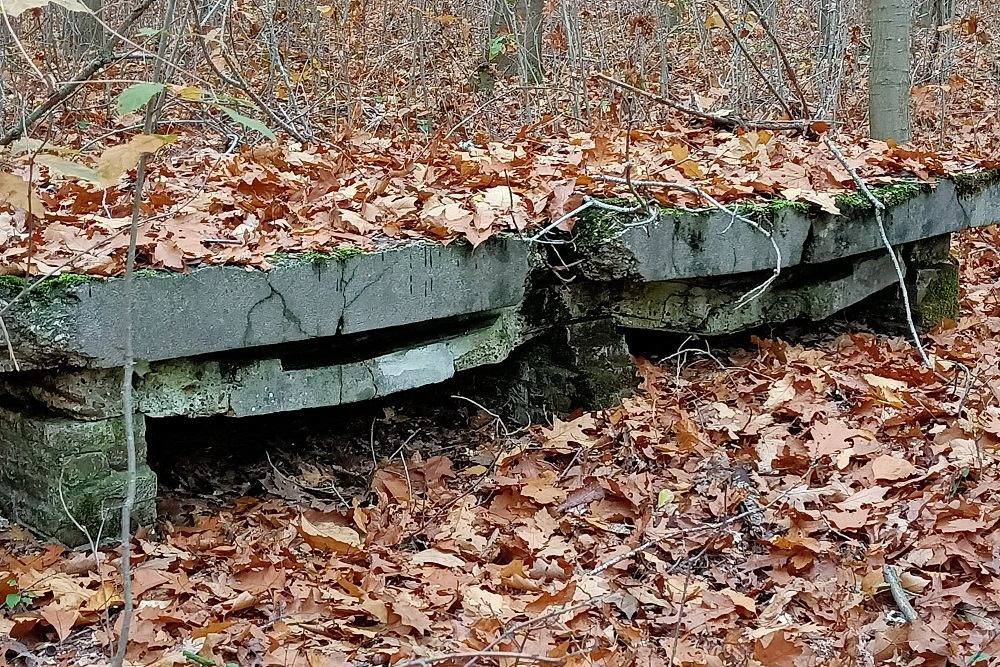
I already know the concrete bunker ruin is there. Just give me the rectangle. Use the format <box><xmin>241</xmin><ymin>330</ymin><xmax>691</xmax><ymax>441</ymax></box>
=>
<box><xmin>0</xmin><ymin>175</ymin><xmax>998</xmax><ymax>544</ymax></box>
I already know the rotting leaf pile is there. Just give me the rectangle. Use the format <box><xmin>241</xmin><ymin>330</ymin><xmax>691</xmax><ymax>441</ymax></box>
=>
<box><xmin>0</xmin><ymin>228</ymin><xmax>998</xmax><ymax>666</ymax></box>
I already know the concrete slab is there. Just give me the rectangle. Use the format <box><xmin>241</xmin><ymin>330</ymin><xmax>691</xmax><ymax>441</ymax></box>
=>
<box><xmin>570</xmin><ymin>177</ymin><xmax>1000</xmax><ymax>284</ymax></box>
<box><xmin>137</xmin><ymin>309</ymin><xmax>524</xmax><ymax>418</ymax></box>
<box><xmin>0</xmin><ymin>238</ymin><xmax>532</xmax><ymax>372</ymax></box>
<box><xmin>613</xmin><ymin>252</ymin><xmax>900</xmax><ymax>335</ymax></box>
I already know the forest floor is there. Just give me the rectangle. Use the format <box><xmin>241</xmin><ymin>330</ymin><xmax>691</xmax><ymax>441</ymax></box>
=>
<box><xmin>0</xmin><ymin>226</ymin><xmax>998</xmax><ymax>667</ymax></box>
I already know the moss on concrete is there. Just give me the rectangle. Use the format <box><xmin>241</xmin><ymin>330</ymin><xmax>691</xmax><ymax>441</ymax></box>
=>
<box><xmin>271</xmin><ymin>246</ymin><xmax>364</xmax><ymax>267</ymax></box>
<box><xmin>0</xmin><ymin>273</ymin><xmax>100</xmax><ymax>300</ymax></box>
<box><xmin>834</xmin><ymin>182</ymin><xmax>927</xmax><ymax>216</ymax></box>
<box><xmin>915</xmin><ymin>261</ymin><xmax>960</xmax><ymax>329</ymax></box>
<box><xmin>952</xmin><ymin>169</ymin><xmax>1000</xmax><ymax>198</ymax></box>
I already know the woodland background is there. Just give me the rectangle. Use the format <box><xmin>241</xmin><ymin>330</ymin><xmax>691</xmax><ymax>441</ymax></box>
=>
<box><xmin>0</xmin><ymin>1</ymin><xmax>999</xmax><ymax>667</ymax></box>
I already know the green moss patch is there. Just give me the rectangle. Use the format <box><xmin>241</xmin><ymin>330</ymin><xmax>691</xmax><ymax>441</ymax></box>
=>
<box><xmin>834</xmin><ymin>182</ymin><xmax>927</xmax><ymax>216</ymax></box>
<box><xmin>952</xmin><ymin>169</ymin><xmax>1000</xmax><ymax>198</ymax></box>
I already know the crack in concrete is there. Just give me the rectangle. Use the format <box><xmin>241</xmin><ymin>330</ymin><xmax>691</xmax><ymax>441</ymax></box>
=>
<box><xmin>242</xmin><ymin>276</ymin><xmax>310</xmax><ymax>346</ymax></box>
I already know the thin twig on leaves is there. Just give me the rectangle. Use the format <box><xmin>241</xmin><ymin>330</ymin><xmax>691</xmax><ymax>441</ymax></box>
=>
<box><xmin>396</xmin><ymin>652</ymin><xmax>563</xmax><ymax>667</ymax></box>
<box><xmin>824</xmin><ymin>136</ymin><xmax>974</xmax><ymax>413</ymax></box>
<box><xmin>590</xmin><ymin>472</ymin><xmax>810</xmax><ymax>576</ymax></box>
<box><xmin>595</xmin><ymin>73</ymin><xmax>812</xmax><ymax>131</ymax></box>
<box><xmin>882</xmin><ymin>564</ymin><xmax>919</xmax><ymax>623</ymax></box>
<box><xmin>823</xmin><ymin>136</ymin><xmax>932</xmax><ymax>367</ymax></box>
<box><xmin>590</xmin><ymin>173</ymin><xmax>782</xmax><ymax>306</ymax></box>
<box><xmin>0</xmin><ymin>0</ymin><xmax>158</xmax><ymax>146</ymax></box>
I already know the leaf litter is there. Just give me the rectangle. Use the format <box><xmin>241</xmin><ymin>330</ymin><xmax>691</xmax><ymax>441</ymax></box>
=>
<box><xmin>0</xmin><ymin>227</ymin><xmax>997</xmax><ymax>666</ymax></box>
<box><xmin>0</xmin><ymin>125</ymin><xmax>992</xmax><ymax>277</ymax></box>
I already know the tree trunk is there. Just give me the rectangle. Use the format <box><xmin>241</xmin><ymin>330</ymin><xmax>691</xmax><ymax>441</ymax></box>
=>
<box><xmin>916</xmin><ymin>0</ymin><xmax>955</xmax><ymax>28</ymax></box>
<box><xmin>489</xmin><ymin>0</ymin><xmax>545</xmax><ymax>84</ymax></box>
<box><xmin>869</xmin><ymin>0</ymin><xmax>912</xmax><ymax>142</ymax></box>
<box><xmin>72</xmin><ymin>0</ymin><xmax>107</xmax><ymax>56</ymax></box>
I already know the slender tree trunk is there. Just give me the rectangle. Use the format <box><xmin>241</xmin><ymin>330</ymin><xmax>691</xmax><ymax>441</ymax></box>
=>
<box><xmin>489</xmin><ymin>0</ymin><xmax>545</xmax><ymax>83</ymax></box>
<box><xmin>915</xmin><ymin>0</ymin><xmax>954</xmax><ymax>28</ymax></box>
<box><xmin>72</xmin><ymin>0</ymin><xmax>106</xmax><ymax>56</ymax></box>
<box><xmin>869</xmin><ymin>0</ymin><xmax>912</xmax><ymax>142</ymax></box>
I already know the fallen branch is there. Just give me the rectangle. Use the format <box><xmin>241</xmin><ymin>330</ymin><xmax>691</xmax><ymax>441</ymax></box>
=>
<box><xmin>823</xmin><ymin>136</ymin><xmax>931</xmax><ymax>368</ymax></box>
<box><xmin>743</xmin><ymin>0</ymin><xmax>813</xmax><ymax>119</ymax></box>
<box><xmin>824</xmin><ymin>136</ymin><xmax>974</xmax><ymax>413</ymax></box>
<box><xmin>882</xmin><ymin>565</ymin><xmax>919</xmax><ymax>623</ymax></box>
<box><xmin>0</xmin><ymin>0</ymin><xmax>158</xmax><ymax>146</ymax></box>
<box><xmin>595</xmin><ymin>73</ymin><xmax>813</xmax><ymax>132</ymax></box>
<box><xmin>709</xmin><ymin>1</ymin><xmax>796</xmax><ymax>120</ymax></box>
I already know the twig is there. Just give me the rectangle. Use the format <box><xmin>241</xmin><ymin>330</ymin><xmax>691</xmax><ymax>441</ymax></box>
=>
<box><xmin>188</xmin><ymin>0</ymin><xmax>307</xmax><ymax>142</ymax></box>
<box><xmin>709</xmin><ymin>2</ymin><xmax>795</xmax><ymax>120</ymax></box>
<box><xmin>590</xmin><ymin>174</ymin><xmax>782</xmax><ymax>306</ymax></box>
<box><xmin>452</xmin><ymin>394</ymin><xmax>511</xmax><ymax>438</ymax></box>
<box><xmin>0</xmin><ymin>0</ymin><xmax>158</xmax><ymax>146</ymax></box>
<box><xmin>823</xmin><ymin>136</ymin><xmax>932</xmax><ymax>368</ymax></box>
<box><xmin>0</xmin><ymin>315</ymin><xmax>18</xmax><ymax>371</ymax></box>
<box><xmin>395</xmin><ymin>652</ymin><xmax>562</xmax><ymax>667</ymax></box>
<box><xmin>595</xmin><ymin>73</ymin><xmax>812</xmax><ymax>131</ymax></box>
<box><xmin>461</xmin><ymin>597</ymin><xmax>613</xmax><ymax>667</ymax></box>
<box><xmin>743</xmin><ymin>0</ymin><xmax>812</xmax><ymax>118</ymax></box>
<box><xmin>264</xmin><ymin>452</ymin><xmax>348</xmax><ymax>506</ymax></box>
<box><xmin>112</xmin><ymin>0</ymin><xmax>176</xmax><ymax>663</ymax></box>
<box><xmin>590</xmin><ymin>473</ymin><xmax>809</xmax><ymax>575</ymax></box>
<box><xmin>882</xmin><ymin>564</ymin><xmax>918</xmax><ymax>623</ymax></box>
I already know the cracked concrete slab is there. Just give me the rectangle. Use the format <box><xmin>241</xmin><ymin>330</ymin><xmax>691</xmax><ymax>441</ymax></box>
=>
<box><xmin>137</xmin><ymin>309</ymin><xmax>524</xmax><ymax>418</ymax></box>
<box><xmin>0</xmin><ymin>238</ymin><xmax>532</xmax><ymax>371</ymax></box>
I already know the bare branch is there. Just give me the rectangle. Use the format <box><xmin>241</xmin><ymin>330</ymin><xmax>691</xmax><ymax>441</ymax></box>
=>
<box><xmin>595</xmin><ymin>73</ymin><xmax>813</xmax><ymax>131</ymax></box>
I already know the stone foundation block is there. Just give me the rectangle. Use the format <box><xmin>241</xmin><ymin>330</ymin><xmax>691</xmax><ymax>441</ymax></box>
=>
<box><xmin>851</xmin><ymin>235</ymin><xmax>959</xmax><ymax>332</ymax></box>
<box><xmin>470</xmin><ymin>318</ymin><xmax>637</xmax><ymax>423</ymax></box>
<box><xmin>0</xmin><ymin>403</ymin><xmax>155</xmax><ymax>545</ymax></box>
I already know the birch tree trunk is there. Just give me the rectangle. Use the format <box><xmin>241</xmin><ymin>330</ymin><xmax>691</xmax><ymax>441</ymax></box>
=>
<box><xmin>869</xmin><ymin>0</ymin><xmax>912</xmax><ymax>142</ymax></box>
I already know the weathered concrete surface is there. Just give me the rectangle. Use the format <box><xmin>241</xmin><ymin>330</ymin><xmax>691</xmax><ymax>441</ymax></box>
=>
<box><xmin>613</xmin><ymin>252</ymin><xmax>901</xmax><ymax>335</ymax></box>
<box><xmin>0</xmin><ymin>238</ymin><xmax>532</xmax><ymax>372</ymax></box>
<box><xmin>572</xmin><ymin>206</ymin><xmax>811</xmax><ymax>281</ymax></box>
<box><xmin>571</xmin><ymin>177</ymin><xmax>1000</xmax><ymax>283</ymax></box>
<box><xmin>0</xmin><ymin>404</ymin><xmax>155</xmax><ymax>544</ymax></box>
<box><xmin>851</xmin><ymin>235</ymin><xmax>960</xmax><ymax>332</ymax></box>
<box><xmin>462</xmin><ymin>317</ymin><xmax>637</xmax><ymax>424</ymax></box>
<box><xmin>136</xmin><ymin>309</ymin><xmax>524</xmax><ymax>418</ymax></box>
<box><xmin>0</xmin><ymin>174</ymin><xmax>993</xmax><ymax>546</ymax></box>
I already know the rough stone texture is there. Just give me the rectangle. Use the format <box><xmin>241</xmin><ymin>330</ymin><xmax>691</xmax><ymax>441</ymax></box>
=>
<box><xmin>136</xmin><ymin>309</ymin><xmax>524</xmax><ymax>418</ymax></box>
<box><xmin>573</xmin><ymin>206</ymin><xmax>810</xmax><ymax>282</ymax></box>
<box><xmin>911</xmin><ymin>261</ymin><xmax>960</xmax><ymax>329</ymax></box>
<box><xmin>854</xmin><ymin>235</ymin><xmax>960</xmax><ymax>332</ymax></box>
<box><xmin>613</xmin><ymin>252</ymin><xmax>900</xmax><ymax>335</ymax></box>
<box><xmin>570</xmin><ymin>178</ymin><xmax>1000</xmax><ymax>284</ymax></box>
<box><xmin>470</xmin><ymin>318</ymin><xmax>636</xmax><ymax>424</ymax></box>
<box><xmin>0</xmin><ymin>367</ymin><xmax>121</xmax><ymax>420</ymax></box>
<box><xmin>0</xmin><ymin>176</ymin><xmax>996</xmax><ymax>545</ymax></box>
<box><xmin>0</xmin><ymin>238</ymin><xmax>532</xmax><ymax>372</ymax></box>
<box><xmin>0</xmin><ymin>404</ymin><xmax>155</xmax><ymax>545</ymax></box>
